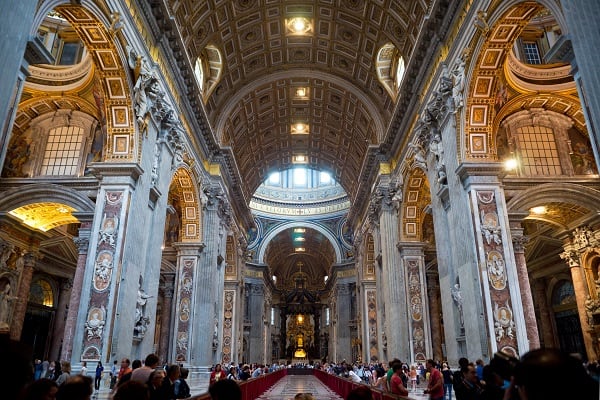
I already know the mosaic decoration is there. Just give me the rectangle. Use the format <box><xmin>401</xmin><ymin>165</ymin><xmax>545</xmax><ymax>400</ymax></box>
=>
<box><xmin>222</xmin><ymin>290</ymin><xmax>235</xmax><ymax>364</ymax></box>
<box><xmin>175</xmin><ymin>258</ymin><xmax>196</xmax><ymax>362</ymax></box>
<box><xmin>82</xmin><ymin>191</ymin><xmax>124</xmax><ymax>361</ymax></box>
<box><xmin>366</xmin><ymin>290</ymin><xmax>378</xmax><ymax>360</ymax></box>
<box><xmin>476</xmin><ymin>190</ymin><xmax>518</xmax><ymax>355</ymax></box>
<box><xmin>406</xmin><ymin>259</ymin><xmax>426</xmax><ymax>361</ymax></box>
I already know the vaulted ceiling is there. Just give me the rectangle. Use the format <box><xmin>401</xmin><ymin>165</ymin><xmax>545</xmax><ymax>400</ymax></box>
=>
<box><xmin>151</xmin><ymin>0</ymin><xmax>448</xmax><ymax>204</ymax></box>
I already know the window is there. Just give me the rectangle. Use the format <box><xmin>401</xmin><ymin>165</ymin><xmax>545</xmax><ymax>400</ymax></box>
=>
<box><xmin>271</xmin><ymin>307</ymin><xmax>275</xmax><ymax>325</ymax></box>
<box><xmin>325</xmin><ymin>307</ymin><xmax>330</xmax><ymax>326</ymax></box>
<box><xmin>293</xmin><ymin>168</ymin><xmax>307</xmax><ymax>187</ymax></box>
<box><xmin>395</xmin><ymin>56</ymin><xmax>405</xmax><ymax>88</ymax></box>
<box><xmin>194</xmin><ymin>58</ymin><xmax>204</xmax><ymax>91</ymax></box>
<box><xmin>41</xmin><ymin>126</ymin><xmax>84</xmax><ymax>176</ymax></box>
<box><xmin>29</xmin><ymin>279</ymin><xmax>54</xmax><ymax>307</ymax></box>
<box><xmin>319</xmin><ymin>171</ymin><xmax>331</xmax><ymax>185</ymax></box>
<box><xmin>523</xmin><ymin>42</ymin><xmax>541</xmax><ymax>64</ymax></box>
<box><xmin>517</xmin><ymin>125</ymin><xmax>562</xmax><ymax>176</ymax></box>
<box><xmin>268</xmin><ymin>172</ymin><xmax>280</xmax><ymax>185</ymax></box>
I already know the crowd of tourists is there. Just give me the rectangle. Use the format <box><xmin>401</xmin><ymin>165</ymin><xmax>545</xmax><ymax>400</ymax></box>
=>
<box><xmin>6</xmin><ymin>336</ymin><xmax>600</xmax><ymax>400</ymax></box>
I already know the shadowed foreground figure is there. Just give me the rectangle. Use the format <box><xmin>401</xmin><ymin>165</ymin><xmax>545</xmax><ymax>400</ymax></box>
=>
<box><xmin>511</xmin><ymin>348</ymin><xmax>598</xmax><ymax>400</ymax></box>
<box><xmin>208</xmin><ymin>378</ymin><xmax>242</xmax><ymax>400</ymax></box>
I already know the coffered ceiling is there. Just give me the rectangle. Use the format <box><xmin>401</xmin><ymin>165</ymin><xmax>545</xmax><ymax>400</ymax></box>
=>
<box><xmin>154</xmin><ymin>0</ymin><xmax>442</xmax><ymax>204</ymax></box>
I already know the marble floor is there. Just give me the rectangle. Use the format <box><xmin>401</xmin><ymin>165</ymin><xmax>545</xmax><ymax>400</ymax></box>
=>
<box><xmin>92</xmin><ymin>374</ymin><xmax>432</xmax><ymax>400</ymax></box>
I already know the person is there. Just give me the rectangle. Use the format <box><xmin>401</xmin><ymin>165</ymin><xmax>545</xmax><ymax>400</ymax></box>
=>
<box><xmin>208</xmin><ymin>379</ymin><xmax>241</xmax><ymax>400</ymax></box>
<box><xmin>294</xmin><ymin>394</ymin><xmax>315</xmax><ymax>400</ymax></box>
<box><xmin>509</xmin><ymin>348</ymin><xmax>598</xmax><ymax>400</ymax></box>
<box><xmin>115</xmin><ymin>358</ymin><xmax>132</xmax><ymax>389</ymax></box>
<box><xmin>238</xmin><ymin>364</ymin><xmax>251</xmax><ymax>381</ymax></box>
<box><xmin>348</xmin><ymin>368</ymin><xmax>363</xmax><ymax>384</ymax></box>
<box><xmin>209</xmin><ymin>363</ymin><xmax>226</xmax><ymax>385</ymax></box>
<box><xmin>409</xmin><ymin>365</ymin><xmax>418</xmax><ymax>391</ymax></box>
<box><xmin>56</xmin><ymin>375</ymin><xmax>93</xmax><ymax>400</ymax></box>
<box><xmin>157</xmin><ymin>364</ymin><xmax>180</xmax><ymax>400</ymax></box>
<box><xmin>474</xmin><ymin>359</ymin><xmax>484</xmax><ymax>381</ymax></box>
<box><xmin>441</xmin><ymin>362</ymin><xmax>453</xmax><ymax>400</ymax></box>
<box><xmin>34</xmin><ymin>359</ymin><xmax>43</xmax><ymax>380</ymax></box>
<box><xmin>347</xmin><ymin>386</ymin><xmax>373</xmax><ymax>400</ymax></box>
<box><xmin>480</xmin><ymin>365</ymin><xmax>504</xmax><ymax>400</ymax></box>
<box><xmin>112</xmin><ymin>380</ymin><xmax>149</xmax><ymax>400</ymax></box>
<box><xmin>389</xmin><ymin>362</ymin><xmax>408</xmax><ymax>396</ymax></box>
<box><xmin>110</xmin><ymin>360</ymin><xmax>118</xmax><ymax>389</ymax></box>
<box><xmin>453</xmin><ymin>364</ymin><xmax>483</xmax><ymax>400</ymax></box>
<box><xmin>41</xmin><ymin>360</ymin><xmax>49</xmax><ymax>379</ymax></box>
<box><xmin>80</xmin><ymin>361</ymin><xmax>88</xmax><ymax>376</ymax></box>
<box><xmin>55</xmin><ymin>361</ymin><xmax>71</xmax><ymax>387</ymax></box>
<box><xmin>47</xmin><ymin>361</ymin><xmax>57</xmax><ymax>381</ymax></box>
<box><xmin>131</xmin><ymin>353</ymin><xmax>160</xmax><ymax>384</ymax></box>
<box><xmin>94</xmin><ymin>361</ymin><xmax>103</xmax><ymax>391</ymax></box>
<box><xmin>174</xmin><ymin>367</ymin><xmax>190</xmax><ymax>399</ymax></box>
<box><xmin>371</xmin><ymin>367</ymin><xmax>387</xmax><ymax>391</ymax></box>
<box><xmin>452</xmin><ymin>357</ymin><xmax>469</xmax><ymax>397</ymax></box>
<box><xmin>226</xmin><ymin>366</ymin><xmax>237</xmax><ymax>380</ymax></box>
<box><xmin>146</xmin><ymin>369</ymin><xmax>166</xmax><ymax>400</ymax></box>
<box><xmin>20</xmin><ymin>378</ymin><xmax>58</xmax><ymax>400</ymax></box>
<box><xmin>424</xmin><ymin>359</ymin><xmax>444</xmax><ymax>400</ymax></box>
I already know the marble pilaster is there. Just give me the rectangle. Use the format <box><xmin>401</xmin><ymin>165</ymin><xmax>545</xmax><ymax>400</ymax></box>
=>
<box><xmin>158</xmin><ymin>274</ymin><xmax>175</xmax><ymax>363</ymax></box>
<box><xmin>532</xmin><ymin>280</ymin><xmax>555</xmax><ymax>348</ymax></box>
<box><xmin>9</xmin><ymin>251</ymin><xmax>36</xmax><ymax>340</ymax></box>
<box><xmin>62</xmin><ymin>223</ymin><xmax>91</xmax><ymax>361</ymax></box>
<box><xmin>50</xmin><ymin>278</ymin><xmax>73</xmax><ymax>361</ymax></box>
<box><xmin>426</xmin><ymin>272</ymin><xmax>443</xmax><ymax>361</ymax></box>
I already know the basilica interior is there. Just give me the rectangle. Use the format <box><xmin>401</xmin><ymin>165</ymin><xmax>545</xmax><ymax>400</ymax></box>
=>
<box><xmin>1</xmin><ymin>0</ymin><xmax>600</xmax><ymax>384</ymax></box>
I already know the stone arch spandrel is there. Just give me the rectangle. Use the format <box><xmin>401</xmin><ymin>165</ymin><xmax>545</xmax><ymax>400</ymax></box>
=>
<box><xmin>464</xmin><ymin>2</ymin><xmax>546</xmax><ymax>161</ymax></box>
<box><xmin>168</xmin><ymin>168</ymin><xmax>202</xmax><ymax>242</ymax></box>
<box><xmin>50</xmin><ymin>4</ymin><xmax>138</xmax><ymax>163</ymax></box>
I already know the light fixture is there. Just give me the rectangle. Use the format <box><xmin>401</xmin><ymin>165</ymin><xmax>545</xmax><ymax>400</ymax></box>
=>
<box><xmin>291</xmin><ymin>122</ymin><xmax>309</xmax><ymax>135</ymax></box>
<box><xmin>292</xmin><ymin>155</ymin><xmax>307</xmax><ymax>164</ymax></box>
<box><xmin>295</xmin><ymin>247</ymin><xmax>305</xmax><ymax>252</ymax></box>
<box><xmin>293</xmin><ymin>87</ymin><xmax>309</xmax><ymax>99</ymax></box>
<box><xmin>530</xmin><ymin>206</ymin><xmax>547</xmax><ymax>215</ymax></box>
<box><xmin>287</xmin><ymin>18</ymin><xmax>312</xmax><ymax>34</ymax></box>
<box><xmin>504</xmin><ymin>158</ymin><xmax>518</xmax><ymax>171</ymax></box>
<box><xmin>294</xmin><ymin>228</ymin><xmax>306</xmax><ymax>233</ymax></box>
<box><xmin>297</xmin><ymin>314</ymin><xmax>304</xmax><ymax>323</ymax></box>
<box><xmin>294</xmin><ymin>237</ymin><xmax>306</xmax><ymax>242</ymax></box>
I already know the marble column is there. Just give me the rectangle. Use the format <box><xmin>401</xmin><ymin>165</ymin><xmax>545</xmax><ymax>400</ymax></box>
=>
<box><xmin>426</xmin><ymin>272</ymin><xmax>443</xmax><ymax>361</ymax></box>
<box><xmin>62</xmin><ymin>223</ymin><xmax>91</xmax><ymax>361</ymax></box>
<box><xmin>158</xmin><ymin>274</ymin><xmax>175</xmax><ymax>363</ymax></box>
<box><xmin>532</xmin><ymin>280</ymin><xmax>555</xmax><ymax>348</ymax></box>
<box><xmin>49</xmin><ymin>278</ymin><xmax>73</xmax><ymax>361</ymax></box>
<box><xmin>560</xmin><ymin>247</ymin><xmax>596</xmax><ymax>361</ymax></box>
<box><xmin>371</xmin><ymin>177</ymin><xmax>408</xmax><ymax>360</ymax></box>
<box><xmin>510</xmin><ymin>222</ymin><xmax>540</xmax><ymax>349</ymax></box>
<box><xmin>10</xmin><ymin>251</ymin><xmax>36</xmax><ymax>340</ymax></box>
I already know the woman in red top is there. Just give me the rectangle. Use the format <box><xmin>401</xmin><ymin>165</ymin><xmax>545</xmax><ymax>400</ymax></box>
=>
<box><xmin>390</xmin><ymin>363</ymin><xmax>409</xmax><ymax>396</ymax></box>
<box><xmin>209</xmin><ymin>363</ymin><xmax>227</xmax><ymax>385</ymax></box>
<box><xmin>424</xmin><ymin>359</ymin><xmax>445</xmax><ymax>400</ymax></box>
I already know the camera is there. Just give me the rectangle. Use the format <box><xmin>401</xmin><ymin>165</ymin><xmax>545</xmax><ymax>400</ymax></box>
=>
<box><xmin>489</xmin><ymin>351</ymin><xmax>520</xmax><ymax>381</ymax></box>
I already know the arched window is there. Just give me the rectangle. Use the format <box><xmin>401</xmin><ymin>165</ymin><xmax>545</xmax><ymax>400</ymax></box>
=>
<box><xmin>29</xmin><ymin>278</ymin><xmax>54</xmax><ymax>307</ymax></box>
<box><xmin>194</xmin><ymin>58</ymin><xmax>204</xmax><ymax>92</ymax></box>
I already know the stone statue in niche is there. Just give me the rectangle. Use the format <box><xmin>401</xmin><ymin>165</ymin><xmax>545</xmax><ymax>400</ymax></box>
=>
<box><xmin>134</xmin><ymin>276</ymin><xmax>152</xmax><ymax>339</ymax></box>
<box><xmin>0</xmin><ymin>242</ymin><xmax>15</xmax><ymax>269</ymax></box>
<box><xmin>451</xmin><ymin>283</ymin><xmax>464</xmax><ymax>329</ymax></box>
<box><xmin>0</xmin><ymin>280</ymin><xmax>16</xmax><ymax>330</ymax></box>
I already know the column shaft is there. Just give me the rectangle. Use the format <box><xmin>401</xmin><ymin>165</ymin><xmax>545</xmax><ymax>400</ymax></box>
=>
<box><xmin>9</xmin><ymin>252</ymin><xmax>35</xmax><ymax>340</ymax></box>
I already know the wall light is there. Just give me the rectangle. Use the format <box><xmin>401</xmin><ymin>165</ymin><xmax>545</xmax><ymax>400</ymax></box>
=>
<box><xmin>504</xmin><ymin>158</ymin><xmax>518</xmax><ymax>171</ymax></box>
<box><xmin>530</xmin><ymin>206</ymin><xmax>547</xmax><ymax>215</ymax></box>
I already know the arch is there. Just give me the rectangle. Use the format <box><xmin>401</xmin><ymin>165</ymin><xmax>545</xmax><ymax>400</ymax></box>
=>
<box><xmin>0</xmin><ymin>183</ymin><xmax>96</xmax><ymax>214</ymax></box>
<box><xmin>464</xmin><ymin>2</ymin><xmax>567</xmax><ymax>160</ymax></box>
<box><xmin>214</xmin><ymin>69</ymin><xmax>387</xmax><ymax>144</ymax></box>
<box><xmin>506</xmin><ymin>182</ymin><xmax>600</xmax><ymax>213</ymax></box>
<box><xmin>257</xmin><ymin>221</ymin><xmax>342</xmax><ymax>264</ymax></box>
<box><xmin>32</xmin><ymin>2</ymin><xmax>138</xmax><ymax>162</ymax></box>
<box><xmin>168</xmin><ymin>167</ymin><xmax>202</xmax><ymax>242</ymax></box>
